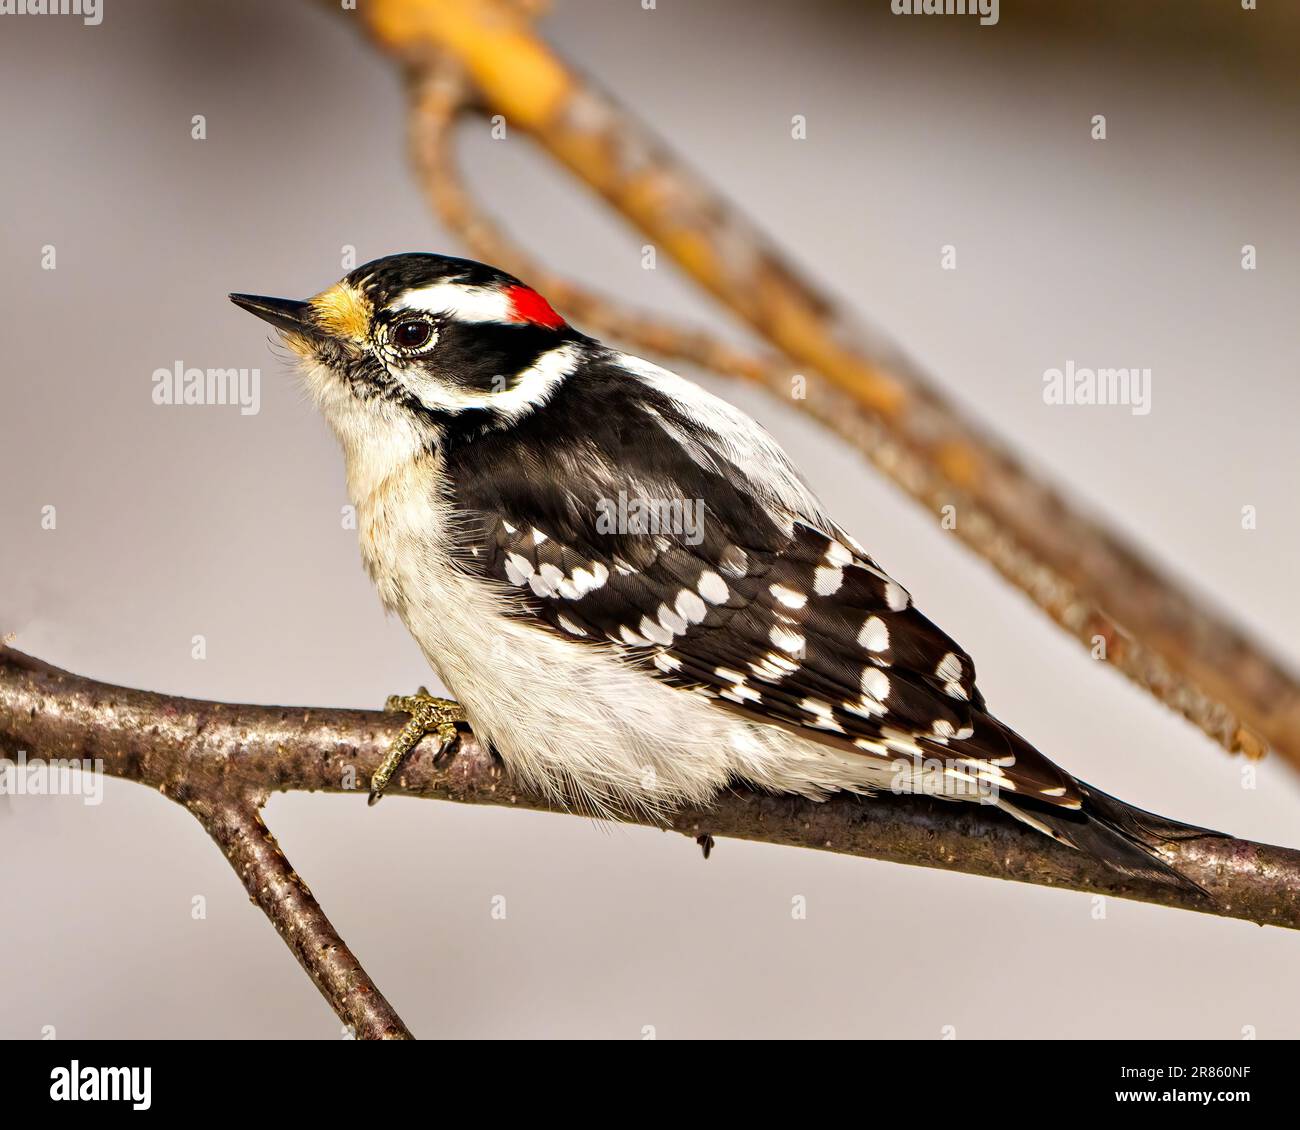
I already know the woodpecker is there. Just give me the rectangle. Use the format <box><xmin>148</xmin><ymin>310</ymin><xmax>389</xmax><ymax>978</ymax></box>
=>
<box><xmin>231</xmin><ymin>253</ymin><xmax>1218</xmax><ymax>890</ymax></box>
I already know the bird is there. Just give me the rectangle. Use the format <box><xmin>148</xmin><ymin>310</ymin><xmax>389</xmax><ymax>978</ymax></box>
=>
<box><xmin>231</xmin><ymin>252</ymin><xmax>1218</xmax><ymax>891</ymax></box>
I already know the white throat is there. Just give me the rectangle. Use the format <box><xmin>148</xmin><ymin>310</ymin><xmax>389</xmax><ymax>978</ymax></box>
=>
<box><xmin>298</xmin><ymin>359</ymin><xmax>440</xmax><ymax>506</ymax></box>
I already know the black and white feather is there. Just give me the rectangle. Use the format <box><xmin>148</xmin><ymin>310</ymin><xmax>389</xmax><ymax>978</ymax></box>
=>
<box><xmin>244</xmin><ymin>252</ymin><xmax>1219</xmax><ymax>892</ymax></box>
<box><xmin>442</xmin><ymin>344</ymin><xmax>1087</xmax><ymax>812</ymax></box>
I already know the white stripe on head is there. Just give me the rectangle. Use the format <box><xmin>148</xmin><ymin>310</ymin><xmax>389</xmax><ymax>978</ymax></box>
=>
<box><xmin>393</xmin><ymin>282</ymin><xmax>513</xmax><ymax>323</ymax></box>
<box><xmin>397</xmin><ymin>342</ymin><xmax>580</xmax><ymax>420</ymax></box>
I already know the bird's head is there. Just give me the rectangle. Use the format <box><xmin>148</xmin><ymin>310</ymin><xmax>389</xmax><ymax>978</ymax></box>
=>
<box><xmin>231</xmin><ymin>253</ymin><xmax>578</xmax><ymax>440</ymax></box>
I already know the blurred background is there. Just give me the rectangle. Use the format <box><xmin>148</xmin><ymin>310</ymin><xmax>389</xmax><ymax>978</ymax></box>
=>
<box><xmin>2</xmin><ymin>0</ymin><xmax>1298</xmax><ymax>1038</ymax></box>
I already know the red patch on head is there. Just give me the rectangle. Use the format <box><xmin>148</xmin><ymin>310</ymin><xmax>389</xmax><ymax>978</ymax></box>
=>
<box><xmin>505</xmin><ymin>284</ymin><xmax>565</xmax><ymax>330</ymax></box>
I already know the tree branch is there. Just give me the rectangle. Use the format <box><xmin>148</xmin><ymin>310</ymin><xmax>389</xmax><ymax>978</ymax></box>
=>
<box><xmin>182</xmin><ymin>792</ymin><xmax>412</xmax><ymax>1039</ymax></box>
<box><xmin>345</xmin><ymin>0</ymin><xmax>1300</xmax><ymax>774</ymax></box>
<box><xmin>5</xmin><ymin>644</ymin><xmax>1299</xmax><ymax>947</ymax></box>
<box><xmin>1</xmin><ymin>647</ymin><xmax>413</xmax><ymax>1039</ymax></box>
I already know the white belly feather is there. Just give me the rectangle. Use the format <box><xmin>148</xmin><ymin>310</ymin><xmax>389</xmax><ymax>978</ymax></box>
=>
<box><xmin>351</xmin><ymin>447</ymin><xmax>896</xmax><ymax>818</ymax></box>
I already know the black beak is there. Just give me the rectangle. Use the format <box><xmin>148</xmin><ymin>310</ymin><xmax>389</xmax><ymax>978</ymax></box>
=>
<box><xmin>229</xmin><ymin>293</ymin><xmax>319</xmax><ymax>337</ymax></box>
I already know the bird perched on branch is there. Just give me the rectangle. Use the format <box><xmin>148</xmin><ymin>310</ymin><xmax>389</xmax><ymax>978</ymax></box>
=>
<box><xmin>232</xmin><ymin>253</ymin><xmax>1218</xmax><ymax>891</ymax></box>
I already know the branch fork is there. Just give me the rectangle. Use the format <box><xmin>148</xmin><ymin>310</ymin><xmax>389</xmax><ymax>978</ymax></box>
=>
<box><xmin>4</xmin><ymin>645</ymin><xmax>1298</xmax><ymax>1037</ymax></box>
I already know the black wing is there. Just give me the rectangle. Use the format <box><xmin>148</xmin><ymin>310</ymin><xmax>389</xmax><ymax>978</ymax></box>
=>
<box><xmin>442</xmin><ymin>349</ymin><xmax>1081</xmax><ymax>808</ymax></box>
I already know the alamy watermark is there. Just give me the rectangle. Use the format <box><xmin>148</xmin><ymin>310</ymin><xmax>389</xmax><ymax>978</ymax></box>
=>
<box><xmin>890</xmin><ymin>754</ymin><xmax>1000</xmax><ymax>801</ymax></box>
<box><xmin>595</xmin><ymin>490</ymin><xmax>704</xmax><ymax>546</ymax></box>
<box><xmin>0</xmin><ymin>750</ymin><xmax>104</xmax><ymax>805</ymax></box>
<box><xmin>1042</xmin><ymin>360</ymin><xmax>1151</xmax><ymax>416</ymax></box>
<box><xmin>891</xmin><ymin>0</ymin><xmax>998</xmax><ymax>27</ymax></box>
<box><xmin>50</xmin><ymin>1062</ymin><xmax>150</xmax><ymax>1110</ymax></box>
<box><xmin>0</xmin><ymin>0</ymin><xmax>102</xmax><ymax>25</ymax></box>
<box><xmin>152</xmin><ymin>361</ymin><xmax>261</xmax><ymax>415</ymax></box>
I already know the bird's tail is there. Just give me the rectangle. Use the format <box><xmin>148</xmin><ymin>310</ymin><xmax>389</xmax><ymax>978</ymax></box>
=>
<box><xmin>1001</xmin><ymin>782</ymin><xmax>1225</xmax><ymax>895</ymax></box>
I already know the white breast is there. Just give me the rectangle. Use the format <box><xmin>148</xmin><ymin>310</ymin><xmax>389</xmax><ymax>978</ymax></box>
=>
<box><xmin>343</xmin><ymin>443</ymin><xmax>894</xmax><ymax>818</ymax></box>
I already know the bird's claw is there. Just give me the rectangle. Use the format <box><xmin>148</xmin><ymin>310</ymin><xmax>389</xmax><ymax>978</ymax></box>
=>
<box><xmin>369</xmin><ymin>687</ymin><xmax>465</xmax><ymax>805</ymax></box>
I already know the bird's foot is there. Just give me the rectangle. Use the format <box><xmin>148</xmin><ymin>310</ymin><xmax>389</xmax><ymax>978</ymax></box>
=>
<box><xmin>369</xmin><ymin>687</ymin><xmax>465</xmax><ymax>806</ymax></box>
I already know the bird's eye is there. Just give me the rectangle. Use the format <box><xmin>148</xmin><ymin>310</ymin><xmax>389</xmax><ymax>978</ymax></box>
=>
<box><xmin>392</xmin><ymin>319</ymin><xmax>434</xmax><ymax>350</ymax></box>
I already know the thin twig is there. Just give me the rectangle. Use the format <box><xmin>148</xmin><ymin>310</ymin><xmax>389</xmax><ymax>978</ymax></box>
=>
<box><xmin>2</xmin><ymin>648</ymin><xmax>413</xmax><ymax>1039</ymax></box>
<box><xmin>5</xmin><ymin>645</ymin><xmax>1299</xmax><ymax>934</ymax></box>
<box><xmin>349</xmin><ymin>0</ymin><xmax>1300</xmax><ymax>773</ymax></box>
<box><xmin>182</xmin><ymin>790</ymin><xmax>413</xmax><ymax>1040</ymax></box>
